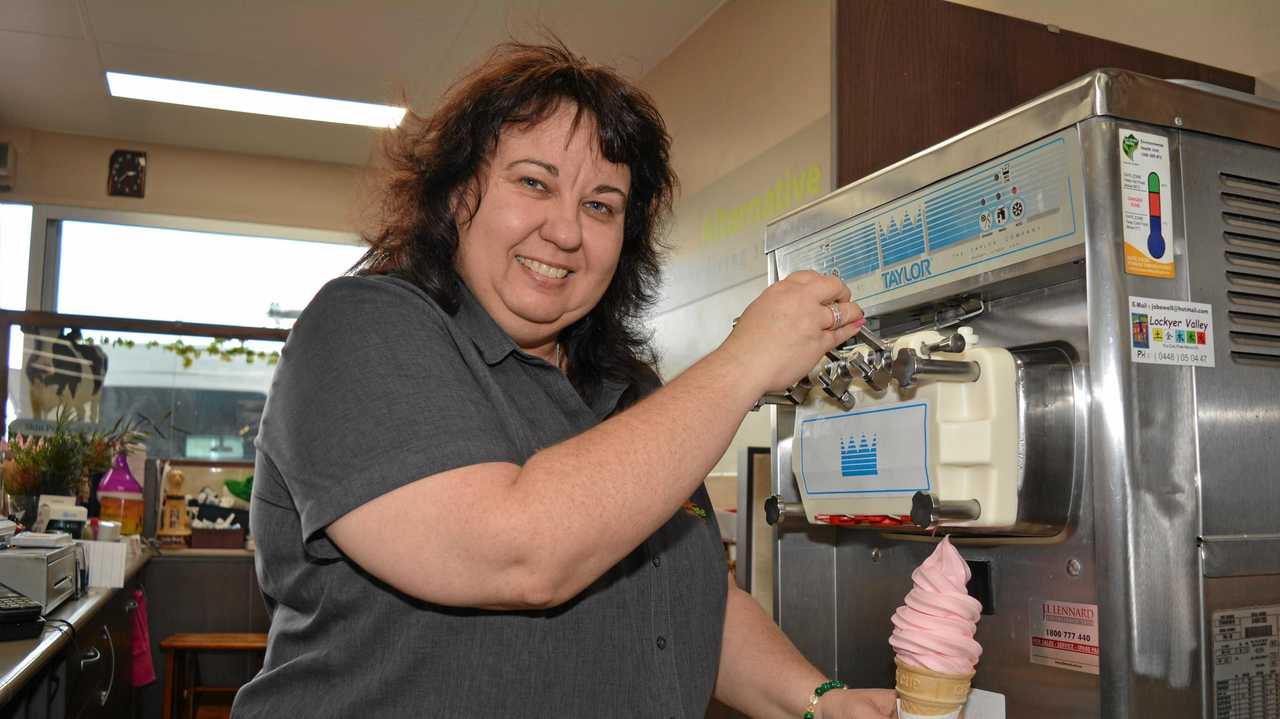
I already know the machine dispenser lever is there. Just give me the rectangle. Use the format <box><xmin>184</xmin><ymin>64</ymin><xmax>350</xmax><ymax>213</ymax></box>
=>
<box><xmin>892</xmin><ymin>348</ymin><xmax>981</xmax><ymax>389</ymax></box>
<box><xmin>911</xmin><ymin>492</ymin><xmax>982</xmax><ymax>528</ymax></box>
<box><xmin>854</xmin><ymin>325</ymin><xmax>890</xmax><ymax>354</ymax></box>
<box><xmin>817</xmin><ymin>360</ymin><xmax>857</xmax><ymax>410</ymax></box>
<box><xmin>836</xmin><ymin>325</ymin><xmax>891</xmax><ymax>391</ymax></box>
<box><xmin>846</xmin><ymin>353</ymin><xmax>887</xmax><ymax>392</ymax></box>
<box><xmin>752</xmin><ymin>377</ymin><xmax>813</xmax><ymax>410</ymax></box>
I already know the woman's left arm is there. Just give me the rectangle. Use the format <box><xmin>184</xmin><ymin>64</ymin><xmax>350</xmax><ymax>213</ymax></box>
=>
<box><xmin>714</xmin><ymin>582</ymin><xmax>897</xmax><ymax>719</ymax></box>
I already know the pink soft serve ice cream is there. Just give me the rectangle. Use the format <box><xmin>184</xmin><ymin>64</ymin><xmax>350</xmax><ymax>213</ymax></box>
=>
<box><xmin>889</xmin><ymin>536</ymin><xmax>983</xmax><ymax>675</ymax></box>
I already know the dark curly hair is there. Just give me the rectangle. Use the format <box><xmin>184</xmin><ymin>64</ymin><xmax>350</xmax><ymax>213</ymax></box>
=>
<box><xmin>356</xmin><ymin>41</ymin><xmax>676</xmax><ymax>407</ymax></box>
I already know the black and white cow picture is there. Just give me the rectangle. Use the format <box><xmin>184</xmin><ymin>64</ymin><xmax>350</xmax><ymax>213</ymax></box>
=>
<box><xmin>23</xmin><ymin>329</ymin><xmax>109</xmax><ymax>422</ymax></box>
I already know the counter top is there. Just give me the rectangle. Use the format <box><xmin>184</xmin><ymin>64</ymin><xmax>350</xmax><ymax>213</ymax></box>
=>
<box><xmin>0</xmin><ymin>546</ymin><xmax>151</xmax><ymax>707</ymax></box>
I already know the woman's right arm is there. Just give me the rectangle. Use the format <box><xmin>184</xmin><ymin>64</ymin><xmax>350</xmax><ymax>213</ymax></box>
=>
<box><xmin>327</xmin><ymin>271</ymin><xmax>863</xmax><ymax>610</ymax></box>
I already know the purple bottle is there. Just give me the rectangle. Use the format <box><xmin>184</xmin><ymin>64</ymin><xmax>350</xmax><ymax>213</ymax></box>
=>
<box><xmin>98</xmin><ymin>453</ymin><xmax>144</xmax><ymax>535</ymax></box>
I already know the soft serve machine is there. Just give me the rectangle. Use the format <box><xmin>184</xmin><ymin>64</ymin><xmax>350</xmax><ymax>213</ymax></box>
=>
<box><xmin>760</xmin><ymin>71</ymin><xmax>1280</xmax><ymax>718</ymax></box>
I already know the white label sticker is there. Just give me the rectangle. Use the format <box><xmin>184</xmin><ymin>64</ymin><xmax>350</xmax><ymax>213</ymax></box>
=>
<box><xmin>1212</xmin><ymin>605</ymin><xmax>1280</xmax><ymax>718</ymax></box>
<box><xmin>1129</xmin><ymin>296</ymin><xmax>1216</xmax><ymax>367</ymax></box>
<box><xmin>796</xmin><ymin>402</ymin><xmax>930</xmax><ymax>495</ymax></box>
<box><xmin>1029</xmin><ymin>599</ymin><xmax>1099</xmax><ymax>674</ymax></box>
<box><xmin>1118</xmin><ymin>128</ymin><xmax>1175</xmax><ymax>279</ymax></box>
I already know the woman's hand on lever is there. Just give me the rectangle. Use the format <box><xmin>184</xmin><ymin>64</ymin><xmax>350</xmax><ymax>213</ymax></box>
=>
<box><xmin>717</xmin><ymin>270</ymin><xmax>865</xmax><ymax>399</ymax></box>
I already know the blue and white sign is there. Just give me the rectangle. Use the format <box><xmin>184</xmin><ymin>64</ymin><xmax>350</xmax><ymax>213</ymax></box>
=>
<box><xmin>797</xmin><ymin>402</ymin><xmax>931</xmax><ymax>495</ymax></box>
<box><xmin>776</xmin><ymin>128</ymin><xmax>1082</xmax><ymax>311</ymax></box>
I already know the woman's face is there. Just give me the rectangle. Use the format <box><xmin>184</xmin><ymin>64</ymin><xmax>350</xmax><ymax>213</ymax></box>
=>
<box><xmin>455</xmin><ymin>103</ymin><xmax>631</xmax><ymax>353</ymax></box>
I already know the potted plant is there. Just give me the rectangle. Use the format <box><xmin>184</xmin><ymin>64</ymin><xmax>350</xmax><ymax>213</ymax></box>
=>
<box><xmin>1</xmin><ymin>409</ymin><xmax>84</xmax><ymax>523</ymax></box>
<box><xmin>1</xmin><ymin>410</ymin><xmax>159</xmax><ymax>526</ymax></box>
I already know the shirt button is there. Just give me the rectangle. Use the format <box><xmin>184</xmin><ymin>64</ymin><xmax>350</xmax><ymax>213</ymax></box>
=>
<box><xmin>652</xmin><ymin>555</ymin><xmax>661</xmax><ymax>568</ymax></box>
<box><xmin>656</xmin><ymin>636</ymin><xmax>667</xmax><ymax>650</ymax></box>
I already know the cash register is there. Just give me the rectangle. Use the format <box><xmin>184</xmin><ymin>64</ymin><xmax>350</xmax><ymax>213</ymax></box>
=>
<box><xmin>0</xmin><ymin>532</ymin><xmax>77</xmax><ymax>615</ymax></box>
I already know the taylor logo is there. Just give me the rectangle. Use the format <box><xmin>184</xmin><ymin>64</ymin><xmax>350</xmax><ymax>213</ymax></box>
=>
<box><xmin>840</xmin><ymin>433</ymin><xmax>878</xmax><ymax>478</ymax></box>
<box><xmin>881</xmin><ymin>258</ymin><xmax>932</xmax><ymax>290</ymax></box>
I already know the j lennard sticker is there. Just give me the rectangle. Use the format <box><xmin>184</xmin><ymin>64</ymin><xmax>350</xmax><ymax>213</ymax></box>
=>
<box><xmin>1129</xmin><ymin>296</ymin><xmax>1215</xmax><ymax>368</ymax></box>
<box><xmin>1030</xmin><ymin>599</ymin><xmax>1099</xmax><ymax>675</ymax></box>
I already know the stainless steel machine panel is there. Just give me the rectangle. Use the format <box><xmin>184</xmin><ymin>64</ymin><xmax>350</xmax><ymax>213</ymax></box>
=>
<box><xmin>1181</xmin><ymin>133</ymin><xmax>1280</xmax><ymax>539</ymax></box>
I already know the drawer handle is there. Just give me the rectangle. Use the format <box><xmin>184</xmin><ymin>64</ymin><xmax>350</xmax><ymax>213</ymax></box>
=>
<box><xmin>101</xmin><ymin>624</ymin><xmax>116</xmax><ymax>706</ymax></box>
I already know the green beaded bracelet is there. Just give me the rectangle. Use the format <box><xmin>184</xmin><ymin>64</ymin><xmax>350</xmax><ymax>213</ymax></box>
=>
<box><xmin>802</xmin><ymin>679</ymin><xmax>846</xmax><ymax>718</ymax></box>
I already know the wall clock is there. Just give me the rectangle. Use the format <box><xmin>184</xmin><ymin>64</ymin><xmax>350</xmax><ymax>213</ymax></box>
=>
<box><xmin>108</xmin><ymin>149</ymin><xmax>147</xmax><ymax>198</ymax></box>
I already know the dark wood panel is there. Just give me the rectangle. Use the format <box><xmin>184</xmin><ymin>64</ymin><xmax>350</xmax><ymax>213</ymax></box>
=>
<box><xmin>836</xmin><ymin>0</ymin><xmax>1256</xmax><ymax>186</ymax></box>
<box><xmin>140</xmin><ymin>556</ymin><xmax>267</xmax><ymax>719</ymax></box>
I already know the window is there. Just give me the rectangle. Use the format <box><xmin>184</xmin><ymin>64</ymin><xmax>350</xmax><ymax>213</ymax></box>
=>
<box><xmin>1</xmin><ymin>203</ymin><xmax>33</xmax><ymax>425</ymax></box>
<box><xmin>56</xmin><ymin>220</ymin><xmax>364</xmax><ymax>329</ymax></box>
<box><xmin>7</xmin><ymin>211</ymin><xmax>365</xmax><ymax>461</ymax></box>
<box><xmin>0</xmin><ymin>203</ymin><xmax>31</xmax><ymax>312</ymax></box>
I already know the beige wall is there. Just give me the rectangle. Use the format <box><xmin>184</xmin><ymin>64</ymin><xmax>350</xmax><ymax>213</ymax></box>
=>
<box><xmin>948</xmin><ymin>0</ymin><xmax>1280</xmax><ymax>98</ymax></box>
<box><xmin>641</xmin><ymin>0</ymin><xmax>834</xmax><ymax>200</ymax></box>
<box><xmin>0</xmin><ymin>125</ymin><xmax>367</xmax><ymax>232</ymax></box>
<box><xmin>640</xmin><ymin>0</ymin><xmax>833</xmax><ymax>490</ymax></box>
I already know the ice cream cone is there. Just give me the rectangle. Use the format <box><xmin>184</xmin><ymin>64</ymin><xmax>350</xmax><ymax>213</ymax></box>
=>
<box><xmin>894</xmin><ymin>658</ymin><xmax>973</xmax><ymax>718</ymax></box>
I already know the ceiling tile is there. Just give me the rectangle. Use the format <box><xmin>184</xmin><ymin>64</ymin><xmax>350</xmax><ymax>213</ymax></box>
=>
<box><xmin>0</xmin><ymin>30</ymin><xmax>109</xmax><ymax>134</ymax></box>
<box><xmin>0</xmin><ymin>0</ymin><xmax>84</xmax><ymax>39</ymax></box>
<box><xmin>4</xmin><ymin>1</ymin><xmax>727</xmax><ymax>165</ymax></box>
<box><xmin>85</xmin><ymin>0</ymin><xmax>474</xmax><ymax>92</ymax></box>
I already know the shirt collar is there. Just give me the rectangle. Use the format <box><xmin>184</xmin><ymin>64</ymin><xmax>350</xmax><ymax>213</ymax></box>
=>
<box><xmin>454</xmin><ymin>281</ymin><xmax>637</xmax><ymax>416</ymax></box>
<box><xmin>590</xmin><ymin>378</ymin><xmax>631</xmax><ymax>419</ymax></box>
<box><xmin>454</xmin><ymin>283</ymin><xmax>520</xmax><ymax>366</ymax></box>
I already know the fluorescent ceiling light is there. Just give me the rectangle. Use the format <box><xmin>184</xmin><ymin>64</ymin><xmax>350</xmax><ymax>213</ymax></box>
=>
<box><xmin>106</xmin><ymin>71</ymin><xmax>405</xmax><ymax>128</ymax></box>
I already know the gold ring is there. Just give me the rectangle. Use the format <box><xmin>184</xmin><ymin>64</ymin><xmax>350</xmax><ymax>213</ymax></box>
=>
<box><xmin>827</xmin><ymin>303</ymin><xmax>842</xmax><ymax>331</ymax></box>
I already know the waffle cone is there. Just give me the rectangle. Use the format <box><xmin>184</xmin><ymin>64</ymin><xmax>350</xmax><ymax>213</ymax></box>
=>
<box><xmin>894</xmin><ymin>658</ymin><xmax>974</xmax><ymax>717</ymax></box>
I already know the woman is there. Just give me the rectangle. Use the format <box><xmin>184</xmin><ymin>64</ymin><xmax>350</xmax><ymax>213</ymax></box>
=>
<box><xmin>233</xmin><ymin>42</ymin><xmax>895</xmax><ymax>719</ymax></box>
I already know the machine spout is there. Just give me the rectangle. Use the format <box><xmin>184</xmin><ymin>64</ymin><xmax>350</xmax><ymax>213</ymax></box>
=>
<box><xmin>765</xmin><ymin>495</ymin><xmax>805</xmax><ymax>526</ymax></box>
<box><xmin>892</xmin><ymin>348</ymin><xmax>981</xmax><ymax>388</ymax></box>
<box><xmin>911</xmin><ymin>492</ymin><xmax>982</xmax><ymax>528</ymax></box>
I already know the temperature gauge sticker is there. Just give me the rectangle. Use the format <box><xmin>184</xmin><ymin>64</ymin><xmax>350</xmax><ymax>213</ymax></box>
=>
<box><xmin>1119</xmin><ymin>128</ymin><xmax>1175</xmax><ymax>279</ymax></box>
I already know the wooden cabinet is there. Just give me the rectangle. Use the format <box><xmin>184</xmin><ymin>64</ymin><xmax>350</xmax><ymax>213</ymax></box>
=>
<box><xmin>834</xmin><ymin>0</ymin><xmax>1255</xmax><ymax>186</ymax></box>
<box><xmin>0</xmin><ymin>582</ymin><xmax>138</xmax><ymax>719</ymax></box>
<box><xmin>67</xmin><ymin>583</ymin><xmax>136</xmax><ymax>719</ymax></box>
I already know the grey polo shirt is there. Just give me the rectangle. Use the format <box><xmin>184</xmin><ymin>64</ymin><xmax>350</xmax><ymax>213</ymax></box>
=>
<box><xmin>232</xmin><ymin>274</ymin><xmax>727</xmax><ymax>719</ymax></box>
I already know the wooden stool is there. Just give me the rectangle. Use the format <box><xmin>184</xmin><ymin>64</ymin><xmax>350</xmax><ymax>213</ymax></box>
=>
<box><xmin>160</xmin><ymin>633</ymin><xmax>267</xmax><ymax>719</ymax></box>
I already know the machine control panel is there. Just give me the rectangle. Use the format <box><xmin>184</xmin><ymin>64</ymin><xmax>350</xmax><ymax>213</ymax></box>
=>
<box><xmin>776</xmin><ymin>129</ymin><xmax>1083</xmax><ymax>310</ymax></box>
